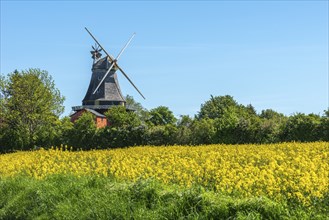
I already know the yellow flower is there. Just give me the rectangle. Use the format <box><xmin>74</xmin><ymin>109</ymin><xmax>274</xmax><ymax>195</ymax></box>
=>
<box><xmin>0</xmin><ymin>142</ymin><xmax>328</xmax><ymax>205</ymax></box>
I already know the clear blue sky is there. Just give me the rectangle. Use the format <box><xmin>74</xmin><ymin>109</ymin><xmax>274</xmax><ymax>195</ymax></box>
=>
<box><xmin>1</xmin><ymin>1</ymin><xmax>328</xmax><ymax>117</ymax></box>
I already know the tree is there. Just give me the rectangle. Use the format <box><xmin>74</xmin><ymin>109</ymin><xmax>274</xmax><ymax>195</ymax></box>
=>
<box><xmin>260</xmin><ymin>109</ymin><xmax>285</xmax><ymax>120</ymax></box>
<box><xmin>281</xmin><ymin>113</ymin><xmax>322</xmax><ymax>142</ymax></box>
<box><xmin>234</xmin><ymin>115</ymin><xmax>262</xmax><ymax>144</ymax></box>
<box><xmin>69</xmin><ymin>112</ymin><xmax>98</xmax><ymax>150</ymax></box>
<box><xmin>0</xmin><ymin>69</ymin><xmax>64</xmax><ymax>151</ymax></box>
<box><xmin>258</xmin><ymin>109</ymin><xmax>287</xmax><ymax>143</ymax></box>
<box><xmin>125</xmin><ymin>95</ymin><xmax>149</xmax><ymax>122</ymax></box>
<box><xmin>148</xmin><ymin>106</ymin><xmax>177</xmax><ymax>126</ymax></box>
<box><xmin>197</xmin><ymin>95</ymin><xmax>240</xmax><ymax>120</ymax></box>
<box><xmin>198</xmin><ymin>95</ymin><xmax>255</xmax><ymax>144</ymax></box>
<box><xmin>0</xmin><ymin>75</ymin><xmax>8</xmax><ymax>151</ymax></box>
<box><xmin>212</xmin><ymin>111</ymin><xmax>239</xmax><ymax>144</ymax></box>
<box><xmin>106</xmin><ymin>105</ymin><xmax>141</xmax><ymax>129</ymax></box>
<box><xmin>145</xmin><ymin>124</ymin><xmax>178</xmax><ymax>146</ymax></box>
<box><xmin>190</xmin><ymin>118</ymin><xmax>216</xmax><ymax>145</ymax></box>
<box><xmin>175</xmin><ymin>115</ymin><xmax>193</xmax><ymax>145</ymax></box>
<box><xmin>55</xmin><ymin>116</ymin><xmax>74</xmax><ymax>146</ymax></box>
<box><xmin>103</xmin><ymin>106</ymin><xmax>145</xmax><ymax>147</ymax></box>
<box><xmin>319</xmin><ymin>109</ymin><xmax>329</xmax><ymax>141</ymax></box>
<box><xmin>245</xmin><ymin>104</ymin><xmax>257</xmax><ymax>116</ymax></box>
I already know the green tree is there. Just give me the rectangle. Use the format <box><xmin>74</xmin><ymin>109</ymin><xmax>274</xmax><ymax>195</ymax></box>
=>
<box><xmin>213</xmin><ymin>111</ymin><xmax>239</xmax><ymax>144</ymax></box>
<box><xmin>0</xmin><ymin>75</ymin><xmax>8</xmax><ymax>150</ymax></box>
<box><xmin>102</xmin><ymin>106</ymin><xmax>145</xmax><ymax>147</ymax></box>
<box><xmin>319</xmin><ymin>110</ymin><xmax>329</xmax><ymax>141</ymax></box>
<box><xmin>146</xmin><ymin>124</ymin><xmax>178</xmax><ymax>146</ymax></box>
<box><xmin>125</xmin><ymin>95</ymin><xmax>149</xmax><ymax>122</ymax></box>
<box><xmin>190</xmin><ymin>118</ymin><xmax>216</xmax><ymax>145</ymax></box>
<box><xmin>148</xmin><ymin>106</ymin><xmax>177</xmax><ymax>126</ymax></box>
<box><xmin>144</xmin><ymin>106</ymin><xmax>178</xmax><ymax>145</ymax></box>
<box><xmin>258</xmin><ymin>109</ymin><xmax>287</xmax><ymax>143</ymax></box>
<box><xmin>174</xmin><ymin>115</ymin><xmax>193</xmax><ymax>145</ymax></box>
<box><xmin>260</xmin><ymin>109</ymin><xmax>285</xmax><ymax>120</ymax></box>
<box><xmin>69</xmin><ymin>112</ymin><xmax>98</xmax><ymax>150</ymax></box>
<box><xmin>55</xmin><ymin>116</ymin><xmax>74</xmax><ymax>146</ymax></box>
<box><xmin>0</xmin><ymin>69</ymin><xmax>64</xmax><ymax>151</ymax></box>
<box><xmin>198</xmin><ymin>95</ymin><xmax>240</xmax><ymax>120</ymax></box>
<box><xmin>234</xmin><ymin>116</ymin><xmax>262</xmax><ymax>144</ymax></box>
<box><xmin>106</xmin><ymin>105</ymin><xmax>141</xmax><ymax>129</ymax></box>
<box><xmin>198</xmin><ymin>95</ymin><xmax>283</xmax><ymax>144</ymax></box>
<box><xmin>198</xmin><ymin>95</ymin><xmax>254</xmax><ymax>144</ymax></box>
<box><xmin>281</xmin><ymin>113</ymin><xmax>322</xmax><ymax>142</ymax></box>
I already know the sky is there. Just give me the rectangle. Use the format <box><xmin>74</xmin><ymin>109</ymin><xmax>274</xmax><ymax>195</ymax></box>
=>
<box><xmin>1</xmin><ymin>1</ymin><xmax>328</xmax><ymax>118</ymax></box>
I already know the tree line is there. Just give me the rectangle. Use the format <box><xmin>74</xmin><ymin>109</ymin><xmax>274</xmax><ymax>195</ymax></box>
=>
<box><xmin>1</xmin><ymin>69</ymin><xmax>328</xmax><ymax>152</ymax></box>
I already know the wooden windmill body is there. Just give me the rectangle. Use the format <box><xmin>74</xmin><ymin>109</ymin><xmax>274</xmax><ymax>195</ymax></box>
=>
<box><xmin>81</xmin><ymin>56</ymin><xmax>125</xmax><ymax>112</ymax></box>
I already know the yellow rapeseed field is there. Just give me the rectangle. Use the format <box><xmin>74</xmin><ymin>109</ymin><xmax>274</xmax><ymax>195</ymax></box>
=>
<box><xmin>0</xmin><ymin>142</ymin><xmax>328</xmax><ymax>205</ymax></box>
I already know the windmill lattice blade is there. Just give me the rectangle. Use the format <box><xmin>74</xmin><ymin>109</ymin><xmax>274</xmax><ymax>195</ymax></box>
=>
<box><xmin>116</xmin><ymin>33</ymin><xmax>145</xmax><ymax>99</ymax></box>
<box><xmin>85</xmin><ymin>27</ymin><xmax>116</xmax><ymax>62</ymax></box>
<box><xmin>117</xmin><ymin>66</ymin><xmax>146</xmax><ymax>100</ymax></box>
<box><xmin>116</xmin><ymin>33</ymin><xmax>135</xmax><ymax>61</ymax></box>
<box><xmin>85</xmin><ymin>27</ymin><xmax>145</xmax><ymax>99</ymax></box>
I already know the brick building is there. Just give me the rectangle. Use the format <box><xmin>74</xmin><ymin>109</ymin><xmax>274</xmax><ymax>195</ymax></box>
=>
<box><xmin>70</xmin><ymin>108</ymin><xmax>108</xmax><ymax>128</ymax></box>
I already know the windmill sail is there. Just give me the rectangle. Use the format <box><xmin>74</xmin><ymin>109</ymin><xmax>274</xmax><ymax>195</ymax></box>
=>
<box><xmin>84</xmin><ymin>27</ymin><xmax>145</xmax><ymax>99</ymax></box>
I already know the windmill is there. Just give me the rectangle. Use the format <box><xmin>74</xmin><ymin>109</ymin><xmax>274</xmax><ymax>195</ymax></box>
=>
<box><xmin>71</xmin><ymin>28</ymin><xmax>145</xmax><ymax>127</ymax></box>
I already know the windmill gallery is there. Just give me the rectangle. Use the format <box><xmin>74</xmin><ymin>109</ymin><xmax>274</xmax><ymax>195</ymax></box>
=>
<box><xmin>70</xmin><ymin>28</ymin><xmax>145</xmax><ymax>128</ymax></box>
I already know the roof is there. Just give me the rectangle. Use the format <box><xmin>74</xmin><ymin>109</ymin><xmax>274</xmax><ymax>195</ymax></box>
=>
<box><xmin>85</xmin><ymin>108</ymin><xmax>106</xmax><ymax>118</ymax></box>
<box><xmin>69</xmin><ymin>108</ymin><xmax>106</xmax><ymax>118</ymax></box>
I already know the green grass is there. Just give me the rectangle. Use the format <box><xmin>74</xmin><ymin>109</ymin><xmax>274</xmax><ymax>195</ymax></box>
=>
<box><xmin>0</xmin><ymin>175</ymin><xmax>327</xmax><ymax>220</ymax></box>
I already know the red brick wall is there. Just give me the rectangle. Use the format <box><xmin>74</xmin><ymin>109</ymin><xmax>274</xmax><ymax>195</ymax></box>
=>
<box><xmin>96</xmin><ymin>117</ymin><xmax>108</xmax><ymax>128</ymax></box>
<box><xmin>70</xmin><ymin>110</ymin><xmax>86</xmax><ymax>123</ymax></box>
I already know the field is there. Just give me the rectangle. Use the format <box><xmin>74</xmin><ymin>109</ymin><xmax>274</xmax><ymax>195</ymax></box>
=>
<box><xmin>1</xmin><ymin>142</ymin><xmax>328</xmax><ymax>219</ymax></box>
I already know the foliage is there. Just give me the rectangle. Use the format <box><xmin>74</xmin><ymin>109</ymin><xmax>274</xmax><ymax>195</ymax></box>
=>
<box><xmin>260</xmin><ymin>109</ymin><xmax>285</xmax><ymax>120</ymax></box>
<box><xmin>0</xmin><ymin>67</ymin><xmax>328</xmax><ymax>149</ymax></box>
<box><xmin>190</xmin><ymin>118</ymin><xmax>216</xmax><ymax>145</ymax></box>
<box><xmin>145</xmin><ymin>124</ymin><xmax>178</xmax><ymax>146</ymax></box>
<box><xmin>197</xmin><ymin>95</ymin><xmax>264</xmax><ymax>144</ymax></box>
<box><xmin>0</xmin><ymin>69</ymin><xmax>64</xmax><ymax>151</ymax></box>
<box><xmin>125</xmin><ymin>94</ymin><xmax>149</xmax><ymax>122</ymax></box>
<box><xmin>198</xmin><ymin>95</ymin><xmax>240</xmax><ymax>120</ymax></box>
<box><xmin>102</xmin><ymin>106</ymin><xmax>145</xmax><ymax>147</ymax></box>
<box><xmin>105</xmin><ymin>105</ymin><xmax>141</xmax><ymax>129</ymax></box>
<box><xmin>175</xmin><ymin>115</ymin><xmax>193</xmax><ymax>145</ymax></box>
<box><xmin>55</xmin><ymin>116</ymin><xmax>74</xmax><ymax>146</ymax></box>
<box><xmin>281</xmin><ymin>113</ymin><xmax>322</xmax><ymax>142</ymax></box>
<box><xmin>232</xmin><ymin>115</ymin><xmax>262</xmax><ymax>144</ymax></box>
<box><xmin>68</xmin><ymin>112</ymin><xmax>98</xmax><ymax>150</ymax></box>
<box><xmin>148</xmin><ymin>106</ymin><xmax>177</xmax><ymax>126</ymax></box>
<box><xmin>212</xmin><ymin>111</ymin><xmax>239</xmax><ymax>144</ymax></box>
<box><xmin>258</xmin><ymin>109</ymin><xmax>287</xmax><ymax>143</ymax></box>
<box><xmin>319</xmin><ymin>110</ymin><xmax>329</xmax><ymax>141</ymax></box>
